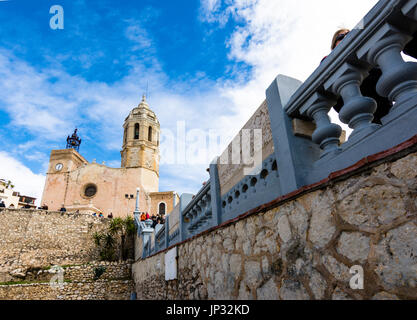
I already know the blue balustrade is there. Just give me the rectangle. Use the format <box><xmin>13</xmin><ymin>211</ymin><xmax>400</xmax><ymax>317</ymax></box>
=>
<box><xmin>279</xmin><ymin>0</ymin><xmax>417</xmax><ymax>190</ymax></box>
<box><xmin>181</xmin><ymin>182</ymin><xmax>213</xmax><ymax>239</ymax></box>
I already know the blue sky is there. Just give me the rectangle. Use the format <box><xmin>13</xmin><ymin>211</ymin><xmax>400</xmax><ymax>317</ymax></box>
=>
<box><xmin>0</xmin><ymin>0</ymin><xmax>379</xmax><ymax>203</ymax></box>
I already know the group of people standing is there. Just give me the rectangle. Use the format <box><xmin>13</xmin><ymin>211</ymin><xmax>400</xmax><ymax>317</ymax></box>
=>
<box><xmin>140</xmin><ymin>212</ymin><xmax>165</xmax><ymax>228</ymax></box>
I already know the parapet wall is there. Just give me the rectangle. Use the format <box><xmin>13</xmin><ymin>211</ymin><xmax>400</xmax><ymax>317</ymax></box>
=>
<box><xmin>0</xmin><ymin>210</ymin><xmax>111</xmax><ymax>282</ymax></box>
<box><xmin>132</xmin><ymin>151</ymin><xmax>417</xmax><ymax>300</ymax></box>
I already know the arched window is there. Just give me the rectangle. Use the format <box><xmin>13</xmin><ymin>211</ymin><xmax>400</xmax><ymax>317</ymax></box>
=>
<box><xmin>123</xmin><ymin>127</ymin><xmax>127</xmax><ymax>144</ymax></box>
<box><xmin>134</xmin><ymin>123</ymin><xmax>139</xmax><ymax>140</ymax></box>
<box><xmin>158</xmin><ymin>202</ymin><xmax>166</xmax><ymax>216</ymax></box>
<box><xmin>148</xmin><ymin>126</ymin><xmax>153</xmax><ymax>142</ymax></box>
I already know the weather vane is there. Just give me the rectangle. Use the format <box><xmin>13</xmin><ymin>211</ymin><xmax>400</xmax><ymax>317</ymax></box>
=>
<box><xmin>66</xmin><ymin>128</ymin><xmax>82</xmax><ymax>152</ymax></box>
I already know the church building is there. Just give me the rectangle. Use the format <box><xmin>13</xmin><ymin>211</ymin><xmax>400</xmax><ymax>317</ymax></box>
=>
<box><xmin>40</xmin><ymin>96</ymin><xmax>178</xmax><ymax>218</ymax></box>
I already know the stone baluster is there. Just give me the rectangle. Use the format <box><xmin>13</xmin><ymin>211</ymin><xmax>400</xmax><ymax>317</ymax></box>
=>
<box><xmin>302</xmin><ymin>92</ymin><xmax>341</xmax><ymax>157</ymax></box>
<box><xmin>324</xmin><ymin>63</ymin><xmax>378</xmax><ymax>139</ymax></box>
<box><xmin>402</xmin><ymin>0</ymin><xmax>417</xmax><ymax>21</ymax></box>
<box><xmin>357</xmin><ymin>24</ymin><xmax>417</xmax><ymax>120</ymax></box>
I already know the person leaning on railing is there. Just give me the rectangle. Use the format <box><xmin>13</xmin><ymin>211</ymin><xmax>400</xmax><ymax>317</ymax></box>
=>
<box><xmin>151</xmin><ymin>215</ymin><xmax>158</xmax><ymax>228</ymax></box>
<box><xmin>321</xmin><ymin>29</ymin><xmax>392</xmax><ymax>125</ymax></box>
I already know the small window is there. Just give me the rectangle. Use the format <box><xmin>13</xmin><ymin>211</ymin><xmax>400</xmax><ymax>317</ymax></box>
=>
<box><xmin>134</xmin><ymin>123</ymin><xmax>140</xmax><ymax>140</ymax></box>
<box><xmin>159</xmin><ymin>202</ymin><xmax>166</xmax><ymax>215</ymax></box>
<box><xmin>148</xmin><ymin>126</ymin><xmax>153</xmax><ymax>142</ymax></box>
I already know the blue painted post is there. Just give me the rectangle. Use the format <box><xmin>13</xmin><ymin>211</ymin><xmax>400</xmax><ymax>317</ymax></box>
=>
<box><xmin>133</xmin><ymin>187</ymin><xmax>140</xmax><ymax>218</ymax></box>
<box><xmin>209</xmin><ymin>158</ymin><xmax>222</xmax><ymax>227</ymax></box>
<box><xmin>179</xmin><ymin>193</ymin><xmax>194</xmax><ymax>242</ymax></box>
<box><xmin>165</xmin><ymin>191</ymin><xmax>175</xmax><ymax>248</ymax></box>
<box><xmin>266</xmin><ymin>75</ymin><xmax>321</xmax><ymax>195</ymax></box>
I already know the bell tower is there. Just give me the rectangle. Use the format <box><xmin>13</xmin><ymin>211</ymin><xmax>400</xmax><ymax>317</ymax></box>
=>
<box><xmin>121</xmin><ymin>95</ymin><xmax>160</xmax><ymax>175</ymax></box>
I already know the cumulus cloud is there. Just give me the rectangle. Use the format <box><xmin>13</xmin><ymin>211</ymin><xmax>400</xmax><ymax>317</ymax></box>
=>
<box><xmin>0</xmin><ymin>151</ymin><xmax>45</xmax><ymax>206</ymax></box>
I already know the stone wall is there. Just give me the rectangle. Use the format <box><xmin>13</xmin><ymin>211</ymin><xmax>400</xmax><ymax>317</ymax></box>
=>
<box><xmin>0</xmin><ymin>209</ymin><xmax>134</xmax><ymax>300</ymax></box>
<box><xmin>0</xmin><ymin>209</ymin><xmax>114</xmax><ymax>283</ymax></box>
<box><xmin>0</xmin><ymin>280</ymin><xmax>133</xmax><ymax>300</ymax></box>
<box><xmin>9</xmin><ymin>261</ymin><xmax>132</xmax><ymax>283</ymax></box>
<box><xmin>132</xmin><ymin>151</ymin><xmax>417</xmax><ymax>300</ymax></box>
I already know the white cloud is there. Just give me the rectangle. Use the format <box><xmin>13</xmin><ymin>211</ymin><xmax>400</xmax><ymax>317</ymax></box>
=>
<box><xmin>200</xmin><ymin>0</ymin><xmax>379</xmax><ymax>135</ymax></box>
<box><xmin>0</xmin><ymin>151</ymin><xmax>45</xmax><ymax>206</ymax></box>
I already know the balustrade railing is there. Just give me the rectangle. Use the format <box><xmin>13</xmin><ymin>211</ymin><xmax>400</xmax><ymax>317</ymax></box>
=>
<box><xmin>277</xmin><ymin>0</ymin><xmax>417</xmax><ymax>190</ymax></box>
<box><xmin>181</xmin><ymin>181</ymin><xmax>213</xmax><ymax>239</ymax></box>
<box><xmin>137</xmin><ymin>0</ymin><xmax>417</xmax><ymax>260</ymax></box>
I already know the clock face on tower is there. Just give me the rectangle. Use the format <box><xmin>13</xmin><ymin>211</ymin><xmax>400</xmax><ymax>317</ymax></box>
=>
<box><xmin>55</xmin><ymin>163</ymin><xmax>63</xmax><ymax>172</ymax></box>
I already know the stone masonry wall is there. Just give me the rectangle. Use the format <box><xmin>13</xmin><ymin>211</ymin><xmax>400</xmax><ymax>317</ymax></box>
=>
<box><xmin>0</xmin><ymin>280</ymin><xmax>133</xmax><ymax>300</ymax></box>
<box><xmin>6</xmin><ymin>261</ymin><xmax>132</xmax><ymax>283</ymax></box>
<box><xmin>0</xmin><ymin>261</ymin><xmax>133</xmax><ymax>300</ymax></box>
<box><xmin>132</xmin><ymin>151</ymin><xmax>417</xmax><ymax>300</ymax></box>
<box><xmin>0</xmin><ymin>210</ymin><xmax>134</xmax><ymax>300</ymax></box>
<box><xmin>0</xmin><ymin>210</ymin><xmax>113</xmax><ymax>283</ymax></box>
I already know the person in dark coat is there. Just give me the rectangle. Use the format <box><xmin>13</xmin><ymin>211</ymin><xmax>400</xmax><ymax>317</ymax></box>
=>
<box><xmin>59</xmin><ymin>205</ymin><xmax>66</xmax><ymax>212</ymax></box>
<box><xmin>0</xmin><ymin>201</ymin><xmax>5</xmax><ymax>208</ymax></box>
<box><xmin>151</xmin><ymin>215</ymin><xmax>158</xmax><ymax>228</ymax></box>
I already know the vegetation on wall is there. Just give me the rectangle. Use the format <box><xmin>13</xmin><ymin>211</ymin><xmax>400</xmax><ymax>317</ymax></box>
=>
<box><xmin>93</xmin><ymin>216</ymin><xmax>136</xmax><ymax>261</ymax></box>
<box><xmin>93</xmin><ymin>266</ymin><xmax>106</xmax><ymax>280</ymax></box>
